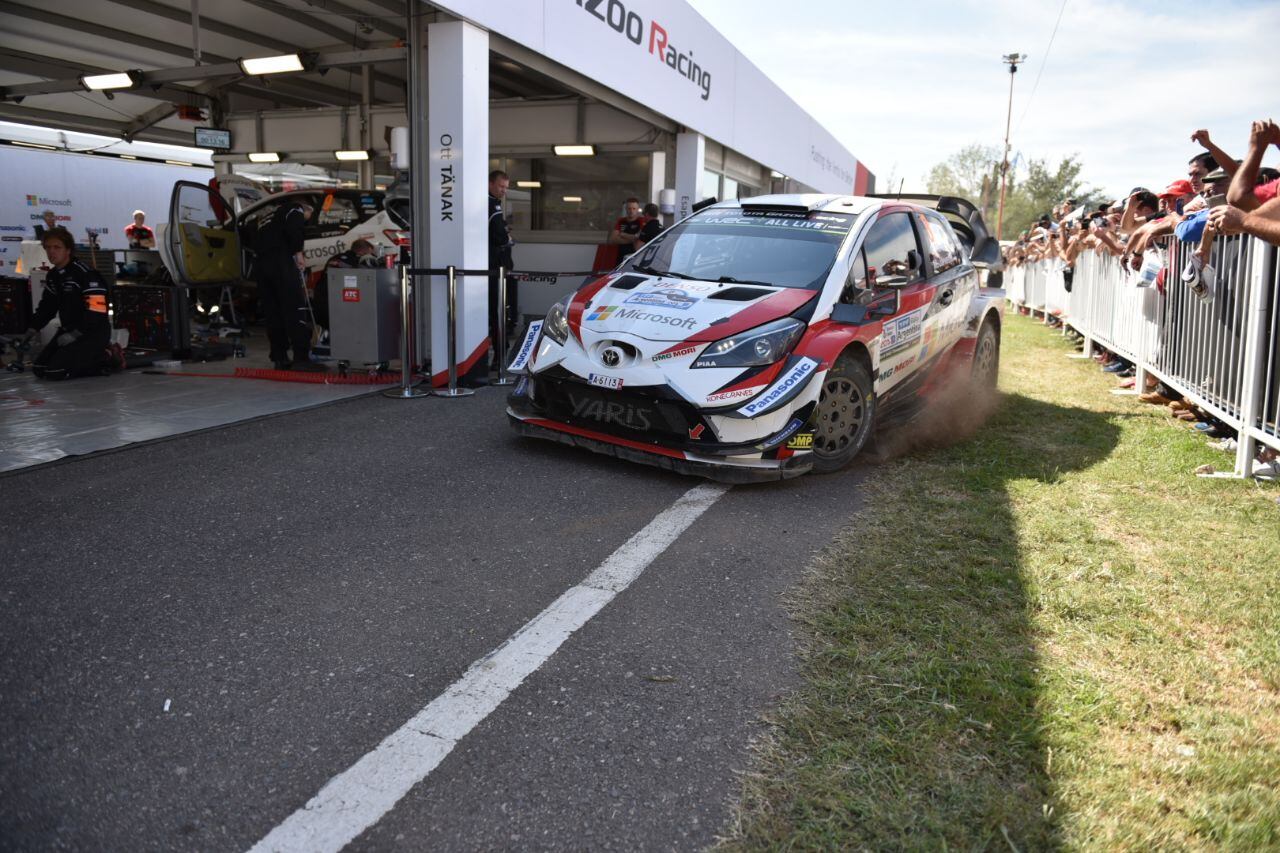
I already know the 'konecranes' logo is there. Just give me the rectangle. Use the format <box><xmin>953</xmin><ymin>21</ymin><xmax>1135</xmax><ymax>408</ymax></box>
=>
<box><xmin>575</xmin><ymin>0</ymin><xmax>712</xmax><ymax>101</ymax></box>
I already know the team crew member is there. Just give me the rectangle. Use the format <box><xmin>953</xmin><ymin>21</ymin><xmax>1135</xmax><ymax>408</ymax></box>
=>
<box><xmin>33</xmin><ymin>209</ymin><xmax>58</xmax><ymax>240</ymax></box>
<box><xmin>632</xmin><ymin>202</ymin><xmax>664</xmax><ymax>251</ymax></box>
<box><xmin>22</xmin><ymin>227</ymin><xmax>116</xmax><ymax>381</ymax></box>
<box><xmin>255</xmin><ymin>199</ymin><xmax>323</xmax><ymax>371</ymax></box>
<box><xmin>124</xmin><ymin>210</ymin><xmax>155</xmax><ymax>249</ymax></box>
<box><xmin>488</xmin><ymin>170</ymin><xmax>517</xmax><ymax>373</ymax></box>
<box><xmin>607</xmin><ymin>197</ymin><xmax>649</xmax><ymax>260</ymax></box>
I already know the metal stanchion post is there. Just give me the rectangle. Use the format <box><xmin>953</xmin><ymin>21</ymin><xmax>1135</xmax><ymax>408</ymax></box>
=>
<box><xmin>435</xmin><ymin>264</ymin><xmax>475</xmax><ymax>398</ymax></box>
<box><xmin>493</xmin><ymin>265</ymin><xmax>515</xmax><ymax>386</ymax></box>
<box><xmin>383</xmin><ymin>261</ymin><xmax>430</xmax><ymax>399</ymax></box>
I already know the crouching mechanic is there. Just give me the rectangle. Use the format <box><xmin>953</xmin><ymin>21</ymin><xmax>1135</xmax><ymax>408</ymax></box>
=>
<box><xmin>22</xmin><ymin>227</ymin><xmax>118</xmax><ymax>381</ymax></box>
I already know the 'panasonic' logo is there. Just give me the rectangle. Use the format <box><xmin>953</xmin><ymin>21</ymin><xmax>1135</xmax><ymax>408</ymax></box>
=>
<box><xmin>737</xmin><ymin>358</ymin><xmax>818</xmax><ymax>417</ymax></box>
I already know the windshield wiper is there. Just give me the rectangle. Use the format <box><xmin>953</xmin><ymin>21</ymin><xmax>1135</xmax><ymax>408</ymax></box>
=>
<box><xmin>714</xmin><ymin>275</ymin><xmax>773</xmax><ymax>287</ymax></box>
<box><xmin>633</xmin><ymin>264</ymin><xmax>695</xmax><ymax>280</ymax></box>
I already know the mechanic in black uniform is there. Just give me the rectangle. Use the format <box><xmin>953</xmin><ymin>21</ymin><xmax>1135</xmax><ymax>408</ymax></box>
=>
<box><xmin>22</xmin><ymin>227</ymin><xmax>115</xmax><ymax>380</ymax></box>
<box><xmin>488</xmin><ymin>170</ymin><xmax>516</xmax><ymax>369</ymax></box>
<box><xmin>255</xmin><ymin>199</ymin><xmax>323</xmax><ymax>371</ymax></box>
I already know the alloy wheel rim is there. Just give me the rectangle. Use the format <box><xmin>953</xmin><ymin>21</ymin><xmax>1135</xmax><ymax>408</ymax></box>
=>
<box><xmin>814</xmin><ymin>376</ymin><xmax>864</xmax><ymax>456</ymax></box>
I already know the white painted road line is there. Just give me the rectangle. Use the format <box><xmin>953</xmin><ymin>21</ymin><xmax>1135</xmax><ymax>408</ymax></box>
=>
<box><xmin>248</xmin><ymin>482</ymin><xmax>730</xmax><ymax>853</ymax></box>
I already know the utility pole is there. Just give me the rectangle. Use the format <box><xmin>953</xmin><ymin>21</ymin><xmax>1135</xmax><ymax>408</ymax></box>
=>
<box><xmin>996</xmin><ymin>52</ymin><xmax>1025</xmax><ymax>242</ymax></box>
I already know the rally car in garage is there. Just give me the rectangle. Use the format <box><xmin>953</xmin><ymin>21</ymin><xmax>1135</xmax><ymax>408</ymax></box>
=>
<box><xmin>506</xmin><ymin>193</ymin><xmax>1004</xmax><ymax>482</ymax></box>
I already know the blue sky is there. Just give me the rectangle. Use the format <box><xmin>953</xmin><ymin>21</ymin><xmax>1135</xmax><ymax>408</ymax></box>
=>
<box><xmin>689</xmin><ymin>0</ymin><xmax>1278</xmax><ymax>199</ymax></box>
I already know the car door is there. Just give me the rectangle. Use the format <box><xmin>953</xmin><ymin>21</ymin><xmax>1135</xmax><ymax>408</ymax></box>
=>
<box><xmin>858</xmin><ymin>210</ymin><xmax>934</xmax><ymax>392</ymax></box>
<box><xmin>915</xmin><ymin>210</ymin><xmax>975</xmax><ymax>363</ymax></box>
<box><xmin>164</xmin><ymin>181</ymin><xmax>242</xmax><ymax>285</ymax></box>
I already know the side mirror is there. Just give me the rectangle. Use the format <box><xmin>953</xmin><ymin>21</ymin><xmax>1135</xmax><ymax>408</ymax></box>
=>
<box><xmin>830</xmin><ymin>289</ymin><xmax>898</xmax><ymax>325</ymax></box>
<box><xmin>907</xmin><ymin>249</ymin><xmax>922</xmax><ymax>272</ymax></box>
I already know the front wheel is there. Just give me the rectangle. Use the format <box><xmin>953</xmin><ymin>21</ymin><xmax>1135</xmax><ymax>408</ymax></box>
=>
<box><xmin>810</xmin><ymin>357</ymin><xmax>876</xmax><ymax>474</ymax></box>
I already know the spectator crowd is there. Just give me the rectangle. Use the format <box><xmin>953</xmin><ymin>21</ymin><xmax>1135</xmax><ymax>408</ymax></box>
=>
<box><xmin>1002</xmin><ymin>118</ymin><xmax>1280</xmax><ymax>470</ymax></box>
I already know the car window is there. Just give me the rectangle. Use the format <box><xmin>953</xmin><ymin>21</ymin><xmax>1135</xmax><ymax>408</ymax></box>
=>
<box><xmin>624</xmin><ymin>208</ymin><xmax>855</xmax><ymax>289</ymax></box>
<box><xmin>918</xmin><ymin>212</ymin><xmax>962</xmax><ymax>273</ymax></box>
<box><xmin>843</xmin><ymin>249</ymin><xmax>869</xmax><ymax>302</ymax></box>
<box><xmin>317</xmin><ymin>195</ymin><xmax>361</xmax><ymax>231</ymax></box>
<box><xmin>861</xmin><ymin>212</ymin><xmax>920</xmax><ymax>286</ymax></box>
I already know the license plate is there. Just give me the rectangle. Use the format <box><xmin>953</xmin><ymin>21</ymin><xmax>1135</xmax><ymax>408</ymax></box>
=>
<box><xmin>588</xmin><ymin>373</ymin><xmax>623</xmax><ymax>390</ymax></box>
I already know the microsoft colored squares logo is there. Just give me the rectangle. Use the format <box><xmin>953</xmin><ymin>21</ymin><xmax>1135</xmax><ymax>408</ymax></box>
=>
<box><xmin>587</xmin><ymin>305</ymin><xmax>617</xmax><ymax>321</ymax></box>
<box><xmin>26</xmin><ymin>195</ymin><xmax>38</xmax><ymax>206</ymax></box>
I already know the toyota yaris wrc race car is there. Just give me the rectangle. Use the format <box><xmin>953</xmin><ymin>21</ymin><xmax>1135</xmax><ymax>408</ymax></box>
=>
<box><xmin>506</xmin><ymin>193</ymin><xmax>1004</xmax><ymax>483</ymax></box>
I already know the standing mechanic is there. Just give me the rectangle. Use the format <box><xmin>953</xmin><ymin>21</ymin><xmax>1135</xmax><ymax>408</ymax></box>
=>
<box><xmin>488</xmin><ymin>170</ymin><xmax>517</xmax><ymax>371</ymax></box>
<box><xmin>22</xmin><ymin>227</ymin><xmax>117</xmax><ymax>380</ymax></box>
<box><xmin>255</xmin><ymin>199</ymin><xmax>323</xmax><ymax>371</ymax></box>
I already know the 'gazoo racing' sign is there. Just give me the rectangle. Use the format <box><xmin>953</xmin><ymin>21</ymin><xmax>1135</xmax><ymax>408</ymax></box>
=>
<box><xmin>575</xmin><ymin>0</ymin><xmax>712</xmax><ymax>100</ymax></box>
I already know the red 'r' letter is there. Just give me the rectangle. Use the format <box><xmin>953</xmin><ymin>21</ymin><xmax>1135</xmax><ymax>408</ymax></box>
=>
<box><xmin>649</xmin><ymin>21</ymin><xmax>668</xmax><ymax>62</ymax></box>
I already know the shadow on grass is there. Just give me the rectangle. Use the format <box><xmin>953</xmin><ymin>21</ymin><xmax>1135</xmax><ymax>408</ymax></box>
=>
<box><xmin>724</xmin><ymin>390</ymin><xmax>1122</xmax><ymax>850</ymax></box>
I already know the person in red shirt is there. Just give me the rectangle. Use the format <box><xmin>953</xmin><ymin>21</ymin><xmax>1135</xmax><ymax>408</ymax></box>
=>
<box><xmin>124</xmin><ymin>209</ymin><xmax>155</xmax><ymax>249</ymax></box>
<box><xmin>607</xmin><ymin>197</ymin><xmax>649</xmax><ymax>261</ymax></box>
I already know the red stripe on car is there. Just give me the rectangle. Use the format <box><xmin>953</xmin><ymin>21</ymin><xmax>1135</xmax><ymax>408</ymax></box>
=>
<box><xmin>567</xmin><ymin>275</ymin><xmax>613</xmax><ymax>342</ymax></box>
<box><xmin>524</xmin><ymin>418</ymin><xmax>687</xmax><ymax>459</ymax></box>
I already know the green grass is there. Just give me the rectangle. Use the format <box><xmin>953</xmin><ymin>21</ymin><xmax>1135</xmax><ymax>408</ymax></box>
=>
<box><xmin>720</xmin><ymin>313</ymin><xmax>1280</xmax><ymax>851</ymax></box>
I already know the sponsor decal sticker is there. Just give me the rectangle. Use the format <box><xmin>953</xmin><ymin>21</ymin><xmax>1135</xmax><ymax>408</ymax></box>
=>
<box><xmin>760</xmin><ymin>417</ymin><xmax>805</xmax><ymax>449</ymax></box>
<box><xmin>507</xmin><ymin>320</ymin><xmax>543</xmax><ymax>373</ymax></box>
<box><xmin>881</xmin><ymin>307</ymin><xmax>925</xmax><ymax>356</ymax></box>
<box><xmin>785</xmin><ymin>433</ymin><xmax>814</xmax><ymax>450</ymax></box>
<box><xmin>341</xmin><ymin>288</ymin><xmax>361</xmax><ymax>303</ymax></box>
<box><xmin>585</xmin><ymin>305</ymin><xmax>698</xmax><ymax>331</ymax></box>
<box><xmin>1</xmin><ymin>236</ymin><xmax>20</xmax><ymax>242</ymax></box>
<box><xmin>706</xmin><ymin>385</ymin><xmax>760</xmax><ymax>403</ymax></box>
<box><xmin>624</xmin><ymin>287</ymin><xmax>699</xmax><ymax>310</ymax></box>
<box><xmin>688</xmin><ymin>424</ymin><xmax>706</xmax><ymax>440</ymax></box>
<box><xmin>513</xmin><ymin>376</ymin><xmax>529</xmax><ymax>397</ymax></box>
<box><xmin>569</xmin><ymin>393</ymin><xmax>652</xmax><ymax>430</ymax></box>
<box><xmin>0</xmin><ymin>225</ymin><xmax>28</xmax><ymax>232</ymax></box>
<box><xmin>652</xmin><ymin>344</ymin><xmax>699</xmax><ymax>363</ymax></box>
<box><xmin>588</xmin><ymin>373</ymin><xmax>623</xmax><ymax>391</ymax></box>
<box><xmin>737</xmin><ymin>357</ymin><xmax>818</xmax><ymax>417</ymax></box>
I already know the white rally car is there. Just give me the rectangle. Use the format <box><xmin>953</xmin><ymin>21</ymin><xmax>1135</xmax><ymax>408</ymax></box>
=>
<box><xmin>506</xmin><ymin>193</ymin><xmax>1004</xmax><ymax>482</ymax></box>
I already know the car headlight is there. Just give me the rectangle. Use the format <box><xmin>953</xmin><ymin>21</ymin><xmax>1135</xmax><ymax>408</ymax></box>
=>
<box><xmin>692</xmin><ymin>317</ymin><xmax>805</xmax><ymax>369</ymax></box>
<box><xmin>543</xmin><ymin>295</ymin><xmax>571</xmax><ymax>345</ymax></box>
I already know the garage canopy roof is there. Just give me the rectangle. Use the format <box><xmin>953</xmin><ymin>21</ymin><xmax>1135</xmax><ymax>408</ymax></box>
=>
<box><xmin>0</xmin><ymin>0</ymin><xmax>571</xmax><ymax>147</ymax></box>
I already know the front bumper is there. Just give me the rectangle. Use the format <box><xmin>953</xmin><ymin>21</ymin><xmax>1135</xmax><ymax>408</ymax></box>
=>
<box><xmin>506</xmin><ymin>400</ymin><xmax>812</xmax><ymax>484</ymax></box>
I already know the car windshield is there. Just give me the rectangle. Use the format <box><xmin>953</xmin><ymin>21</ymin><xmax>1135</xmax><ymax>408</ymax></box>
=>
<box><xmin>623</xmin><ymin>207</ymin><xmax>855</xmax><ymax>289</ymax></box>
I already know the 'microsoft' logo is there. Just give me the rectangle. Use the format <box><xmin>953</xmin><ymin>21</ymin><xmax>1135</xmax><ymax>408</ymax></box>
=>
<box><xmin>575</xmin><ymin>0</ymin><xmax>712</xmax><ymax>100</ymax></box>
<box><xmin>25</xmin><ymin>195</ymin><xmax>38</xmax><ymax>206</ymax></box>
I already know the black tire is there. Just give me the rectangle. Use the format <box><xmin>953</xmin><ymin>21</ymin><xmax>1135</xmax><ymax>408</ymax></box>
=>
<box><xmin>971</xmin><ymin>319</ymin><xmax>1000</xmax><ymax>390</ymax></box>
<box><xmin>810</xmin><ymin>356</ymin><xmax>876</xmax><ymax>473</ymax></box>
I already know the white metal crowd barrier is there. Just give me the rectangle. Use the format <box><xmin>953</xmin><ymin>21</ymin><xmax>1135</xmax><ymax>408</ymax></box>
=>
<box><xmin>1007</xmin><ymin>235</ymin><xmax>1280</xmax><ymax>477</ymax></box>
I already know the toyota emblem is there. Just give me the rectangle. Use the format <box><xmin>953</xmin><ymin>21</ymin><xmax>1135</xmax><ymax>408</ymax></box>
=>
<box><xmin>601</xmin><ymin>346</ymin><xmax>623</xmax><ymax>367</ymax></box>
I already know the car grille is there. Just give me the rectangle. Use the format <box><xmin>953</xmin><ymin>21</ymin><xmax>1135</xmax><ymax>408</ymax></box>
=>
<box><xmin>531</xmin><ymin>375</ymin><xmax>702</xmax><ymax>443</ymax></box>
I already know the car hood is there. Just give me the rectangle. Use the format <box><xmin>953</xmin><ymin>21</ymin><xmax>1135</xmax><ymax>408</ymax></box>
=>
<box><xmin>569</xmin><ymin>273</ymin><xmax>815</xmax><ymax>344</ymax></box>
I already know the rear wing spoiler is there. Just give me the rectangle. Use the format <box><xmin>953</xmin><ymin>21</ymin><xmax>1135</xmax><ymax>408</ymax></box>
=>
<box><xmin>869</xmin><ymin>193</ymin><xmax>1001</xmax><ymax>268</ymax></box>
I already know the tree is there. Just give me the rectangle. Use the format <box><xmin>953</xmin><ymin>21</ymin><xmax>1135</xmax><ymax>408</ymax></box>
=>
<box><xmin>925</xmin><ymin>145</ymin><xmax>1106</xmax><ymax>239</ymax></box>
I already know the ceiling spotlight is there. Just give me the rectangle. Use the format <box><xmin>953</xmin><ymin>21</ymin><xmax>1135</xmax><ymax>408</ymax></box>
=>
<box><xmin>553</xmin><ymin>145</ymin><xmax>594</xmax><ymax>157</ymax></box>
<box><xmin>82</xmin><ymin>71</ymin><xmax>140</xmax><ymax>91</ymax></box>
<box><xmin>248</xmin><ymin>152</ymin><xmax>281</xmax><ymax>163</ymax></box>
<box><xmin>239</xmin><ymin>54</ymin><xmax>304</xmax><ymax>76</ymax></box>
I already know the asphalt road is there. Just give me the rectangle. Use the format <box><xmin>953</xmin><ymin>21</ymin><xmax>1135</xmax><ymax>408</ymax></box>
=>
<box><xmin>0</xmin><ymin>386</ymin><xmax>870</xmax><ymax>852</ymax></box>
